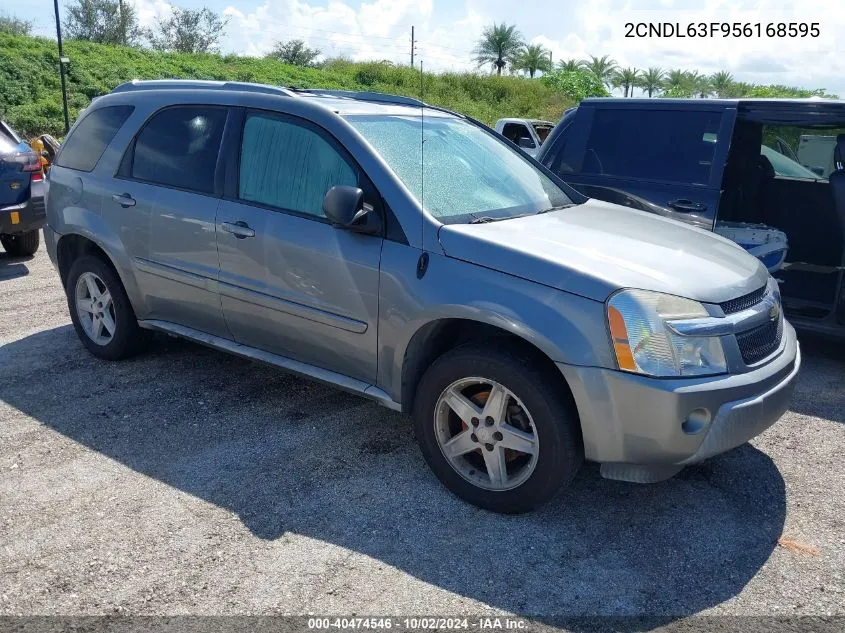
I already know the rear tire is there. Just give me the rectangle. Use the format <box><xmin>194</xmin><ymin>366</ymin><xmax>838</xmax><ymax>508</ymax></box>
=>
<box><xmin>66</xmin><ymin>255</ymin><xmax>148</xmax><ymax>360</ymax></box>
<box><xmin>413</xmin><ymin>342</ymin><xmax>583</xmax><ymax>513</ymax></box>
<box><xmin>1</xmin><ymin>229</ymin><xmax>40</xmax><ymax>257</ymax></box>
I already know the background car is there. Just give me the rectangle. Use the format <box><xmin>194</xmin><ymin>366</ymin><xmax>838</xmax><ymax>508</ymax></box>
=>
<box><xmin>0</xmin><ymin>119</ymin><xmax>44</xmax><ymax>257</ymax></box>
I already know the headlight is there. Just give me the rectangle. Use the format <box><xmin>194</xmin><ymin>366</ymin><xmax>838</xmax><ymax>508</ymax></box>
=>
<box><xmin>607</xmin><ymin>289</ymin><xmax>727</xmax><ymax>377</ymax></box>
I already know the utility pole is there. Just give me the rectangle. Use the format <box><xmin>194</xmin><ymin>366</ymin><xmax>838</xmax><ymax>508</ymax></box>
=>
<box><xmin>118</xmin><ymin>0</ymin><xmax>126</xmax><ymax>45</ymax></box>
<box><xmin>549</xmin><ymin>50</ymin><xmax>553</xmax><ymax>68</ymax></box>
<box><xmin>410</xmin><ymin>26</ymin><xmax>415</xmax><ymax>67</ymax></box>
<box><xmin>53</xmin><ymin>0</ymin><xmax>70</xmax><ymax>134</ymax></box>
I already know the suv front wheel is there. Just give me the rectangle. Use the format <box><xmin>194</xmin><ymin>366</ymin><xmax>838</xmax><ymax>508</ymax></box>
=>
<box><xmin>66</xmin><ymin>255</ymin><xmax>147</xmax><ymax>360</ymax></box>
<box><xmin>413</xmin><ymin>343</ymin><xmax>583</xmax><ymax>513</ymax></box>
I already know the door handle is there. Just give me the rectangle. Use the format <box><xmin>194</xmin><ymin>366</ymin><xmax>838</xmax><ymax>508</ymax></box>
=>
<box><xmin>667</xmin><ymin>198</ymin><xmax>707</xmax><ymax>213</ymax></box>
<box><xmin>111</xmin><ymin>193</ymin><xmax>136</xmax><ymax>208</ymax></box>
<box><xmin>220</xmin><ymin>221</ymin><xmax>255</xmax><ymax>239</ymax></box>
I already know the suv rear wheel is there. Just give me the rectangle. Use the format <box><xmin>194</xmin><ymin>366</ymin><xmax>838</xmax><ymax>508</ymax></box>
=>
<box><xmin>66</xmin><ymin>255</ymin><xmax>147</xmax><ymax>360</ymax></box>
<box><xmin>1</xmin><ymin>230</ymin><xmax>40</xmax><ymax>257</ymax></box>
<box><xmin>413</xmin><ymin>343</ymin><xmax>583</xmax><ymax>513</ymax></box>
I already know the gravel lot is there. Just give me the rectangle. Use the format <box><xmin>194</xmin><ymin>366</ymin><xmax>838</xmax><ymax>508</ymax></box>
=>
<box><xmin>1</xmin><ymin>240</ymin><xmax>843</xmax><ymax>624</ymax></box>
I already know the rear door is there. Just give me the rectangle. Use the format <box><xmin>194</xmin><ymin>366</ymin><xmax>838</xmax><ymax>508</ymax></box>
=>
<box><xmin>216</xmin><ymin>109</ymin><xmax>383</xmax><ymax>383</ymax></box>
<box><xmin>109</xmin><ymin>104</ymin><xmax>231</xmax><ymax>338</ymax></box>
<box><xmin>544</xmin><ymin>104</ymin><xmax>734</xmax><ymax>229</ymax></box>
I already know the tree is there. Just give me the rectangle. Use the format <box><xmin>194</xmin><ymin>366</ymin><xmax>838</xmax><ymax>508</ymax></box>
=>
<box><xmin>557</xmin><ymin>59</ymin><xmax>580</xmax><ymax>72</ymax></box>
<box><xmin>64</xmin><ymin>0</ymin><xmax>142</xmax><ymax>45</ymax></box>
<box><xmin>147</xmin><ymin>5</ymin><xmax>229</xmax><ymax>54</ymax></box>
<box><xmin>580</xmin><ymin>55</ymin><xmax>617</xmax><ymax>88</ymax></box>
<box><xmin>639</xmin><ymin>67</ymin><xmax>664</xmax><ymax>98</ymax></box>
<box><xmin>266</xmin><ymin>39</ymin><xmax>321</xmax><ymax>67</ymax></box>
<box><xmin>613</xmin><ymin>67</ymin><xmax>640</xmax><ymax>97</ymax></box>
<box><xmin>687</xmin><ymin>71</ymin><xmax>711</xmax><ymax>98</ymax></box>
<box><xmin>541</xmin><ymin>69</ymin><xmax>609</xmax><ymax>101</ymax></box>
<box><xmin>473</xmin><ymin>23</ymin><xmax>524</xmax><ymax>76</ymax></box>
<box><xmin>0</xmin><ymin>12</ymin><xmax>33</xmax><ymax>36</ymax></box>
<box><xmin>710</xmin><ymin>70</ymin><xmax>734</xmax><ymax>97</ymax></box>
<box><xmin>514</xmin><ymin>43</ymin><xmax>551</xmax><ymax>78</ymax></box>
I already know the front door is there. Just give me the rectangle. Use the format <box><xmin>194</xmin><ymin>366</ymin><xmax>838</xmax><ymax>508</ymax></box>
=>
<box><xmin>550</xmin><ymin>105</ymin><xmax>733</xmax><ymax>229</ymax></box>
<box><xmin>216</xmin><ymin>110</ymin><xmax>383</xmax><ymax>383</ymax></box>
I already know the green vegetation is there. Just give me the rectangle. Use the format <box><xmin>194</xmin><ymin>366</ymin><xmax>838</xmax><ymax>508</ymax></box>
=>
<box><xmin>0</xmin><ymin>33</ymin><xmax>572</xmax><ymax>137</ymax></box>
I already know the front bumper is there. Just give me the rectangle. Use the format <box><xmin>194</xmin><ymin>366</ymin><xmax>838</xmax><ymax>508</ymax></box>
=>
<box><xmin>0</xmin><ymin>192</ymin><xmax>46</xmax><ymax>235</ymax></box>
<box><xmin>557</xmin><ymin>320</ymin><xmax>800</xmax><ymax>465</ymax></box>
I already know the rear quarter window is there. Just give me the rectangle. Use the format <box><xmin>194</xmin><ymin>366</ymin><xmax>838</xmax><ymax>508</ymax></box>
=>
<box><xmin>55</xmin><ymin>106</ymin><xmax>134</xmax><ymax>172</ymax></box>
<box><xmin>583</xmin><ymin>109</ymin><xmax>722</xmax><ymax>185</ymax></box>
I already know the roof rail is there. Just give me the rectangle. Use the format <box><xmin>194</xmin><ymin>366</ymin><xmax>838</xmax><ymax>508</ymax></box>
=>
<box><xmin>111</xmin><ymin>79</ymin><xmax>296</xmax><ymax>97</ymax></box>
<box><xmin>295</xmin><ymin>89</ymin><xmax>427</xmax><ymax>108</ymax></box>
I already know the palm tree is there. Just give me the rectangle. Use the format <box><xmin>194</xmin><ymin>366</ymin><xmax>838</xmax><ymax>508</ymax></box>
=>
<box><xmin>613</xmin><ymin>67</ymin><xmax>640</xmax><ymax>97</ymax></box>
<box><xmin>687</xmin><ymin>71</ymin><xmax>711</xmax><ymax>98</ymax></box>
<box><xmin>663</xmin><ymin>69</ymin><xmax>687</xmax><ymax>90</ymax></box>
<box><xmin>557</xmin><ymin>59</ymin><xmax>581</xmax><ymax>72</ymax></box>
<box><xmin>473</xmin><ymin>23</ymin><xmax>524</xmax><ymax>76</ymax></box>
<box><xmin>710</xmin><ymin>70</ymin><xmax>734</xmax><ymax>97</ymax></box>
<box><xmin>514</xmin><ymin>43</ymin><xmax>551</xmax><ymax>78</ymax></box>
<box><xmin>580</xmin><ymin>54</ymin><xmax>618</xmax><ymax>88</ymax></box>
<box><xmin>639</xmin><ymin>67</ymin><xmax>665</xmax><ymax>97</ymax></box>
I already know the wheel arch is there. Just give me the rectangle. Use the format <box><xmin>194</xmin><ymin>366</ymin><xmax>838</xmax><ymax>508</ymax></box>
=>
<box><xmin>398</xmin><ymin>317</ymin><xmax>579</xmax><ymax>422</ymax></box>
<box><xmin>55</xmin><ymin>232</ymin><xmax>146</xmax><ymax>316</ymax></box>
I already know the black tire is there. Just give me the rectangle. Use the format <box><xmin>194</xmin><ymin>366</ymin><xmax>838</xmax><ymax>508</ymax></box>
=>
<box><xmin>66</xmin><ymin>255</ymin><xmax>148</xmax><ymax>360</ymax></box>
<box><xmin>413</xmin><ymin>342</ymin><xmax>583</xmax><ymax>513</ymax></box>
<box><xmin>1</xmin><ymin>229</ymin><xmax>40</xmax><ymax>257</ymax></box>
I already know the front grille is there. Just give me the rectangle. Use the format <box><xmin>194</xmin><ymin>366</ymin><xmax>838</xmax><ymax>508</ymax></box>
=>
<box><xmin>720</xmin><ymin>286</ymin><xmax>767</xmax><ymax>315</ymax></box>
<box><xmin>736</xmin><ymin>317</ymin><xmax>783</xmax><ymax>365</ymax></box>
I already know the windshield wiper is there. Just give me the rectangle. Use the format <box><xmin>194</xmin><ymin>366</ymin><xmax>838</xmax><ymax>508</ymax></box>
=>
<box><xmin>469</xmin><ymin>215</ymin><xmax>498</xmax><ymax>224</ymax></box>
<box><xmin>537</xmin><ymin>203</ymin><xmax>578</xmax><ymax>214</ymax></box>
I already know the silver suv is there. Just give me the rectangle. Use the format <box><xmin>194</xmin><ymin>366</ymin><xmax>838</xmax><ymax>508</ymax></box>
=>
<box><xmin>45</xmin><ymin>81</ymin><xmax>800</xmax><ymax>512</ymax></box>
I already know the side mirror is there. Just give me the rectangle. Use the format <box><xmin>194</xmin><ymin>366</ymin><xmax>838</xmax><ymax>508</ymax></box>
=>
<box><xmin>322</xmin><ymin>185</ymin><xmax>381</xmax><ymax>235</ymax></box>
<box><xmin>517</xmin><ymin>136</ymin><xmax>536</xmax><ymax>149</ymax></box>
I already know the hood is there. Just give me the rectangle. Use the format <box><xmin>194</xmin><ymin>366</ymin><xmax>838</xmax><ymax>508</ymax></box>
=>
<box><xmin>437</xmin><ymin>198</ymin><xmax>770</xmax><ymax>304</ymax></box>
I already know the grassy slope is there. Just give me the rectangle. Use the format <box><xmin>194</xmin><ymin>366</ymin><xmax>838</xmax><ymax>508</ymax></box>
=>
<box><xmin>0</xmin><ymin>33</ymin><xmax>572</xmax><ymax>137</ymax></box>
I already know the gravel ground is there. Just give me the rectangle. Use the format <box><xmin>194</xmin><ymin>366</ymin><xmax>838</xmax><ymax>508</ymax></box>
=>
<box><xmin>0</xmin><ymin>241</ymin><xmax>843</xmax><ymax>625</ymax></box>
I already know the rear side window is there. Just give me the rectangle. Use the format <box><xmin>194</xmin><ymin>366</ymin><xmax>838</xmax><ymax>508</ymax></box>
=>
<box><xmin>238</xmin><ymin>113</ymin><xmax>358</xmax><ymax>218</ymax></box>
<box><xmin>130</xmin><ymin>106</ymin><xmax>227</xmax><ymax>194</ymax></box>
<box><xmin>55</xmin><ymin>106</ymin><xmax>134</xmax><ymax>172</ymax></box>
<box><xmin>583</xmin><ymin>109</ymin><xmax>722</xmax><ymax>185</ymax></box>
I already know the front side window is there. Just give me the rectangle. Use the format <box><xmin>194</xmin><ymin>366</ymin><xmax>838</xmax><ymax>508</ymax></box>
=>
<box><xmin>239</xmin><ymin>113</ymin><xmax>358</xmax><ymax>218</ymax></box>
<box><xmin>130</xmin><ymin>106</ymin><xmax>227</xmax><ymax>194</ymax></box>
<box><xmin>56</xmin><ymin>105</ymin><xmax>134</xmax><ymax>172</ymax></box>
<box><xmin>348</xmin><ymin>114</ymin><xmax>572</xmax><ymax>223</ymax></box>
<box><xmin>583</xmin><ymin>109</ymin><xmax>722</xmax><ymax>185</ymax></box>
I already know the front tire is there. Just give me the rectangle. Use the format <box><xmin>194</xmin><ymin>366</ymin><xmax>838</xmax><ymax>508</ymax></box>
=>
<box><xmin>1</xmin><ymin>229</ymin><xmax>40</xmax><ymax>257</ymax></box>
<box><xmin>66</xmin><ymin>255</ymin><xmax>147</xmax><ymax>360</ymax></box>
<box><xmin>413</xmin><ymin>343</ymin><xmax>583</xmax><ymax>513</ymax></box>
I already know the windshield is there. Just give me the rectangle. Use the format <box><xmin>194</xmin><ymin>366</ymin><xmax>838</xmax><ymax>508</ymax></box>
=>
<box><xmin>347</xmin><ymin>113</ymin><xmax>573</xmax><ymax>223</ymax></box>
<box><xmin>761</xmin><ymin>144</ymin><xmax>824</xmax><ymax>180</ymax></box>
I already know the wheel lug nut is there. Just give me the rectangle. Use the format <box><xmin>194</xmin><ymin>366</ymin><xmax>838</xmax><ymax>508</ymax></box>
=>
<box><xmin>485</xmin><ymin>443</ymin><xmax>494</xmax><ymax>451</ymax></box>
<box><xmin>485</xmin><ymin>417</ymin><xmax>494</xmax><ymax>426</ymax></box>
<box><xmin>493</xmin><ymin>431</ymin><xmax>503</xmax><ymax>441</ymax></box>
<box><xmin>470</xmin><ymin>433</ymin><xmax>478</xmax><ymax>443</ymax></box>
<box><xmin>471</xmin><ymin>417</ymin><xmax>479</xmax><ymax>427</ymax></box>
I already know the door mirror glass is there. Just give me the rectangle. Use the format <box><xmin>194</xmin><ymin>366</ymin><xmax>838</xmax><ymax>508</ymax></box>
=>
<box><xmin>322</xmin><ymin>185</ymin><xmax>381</xmax><ymax>234</ymax></box>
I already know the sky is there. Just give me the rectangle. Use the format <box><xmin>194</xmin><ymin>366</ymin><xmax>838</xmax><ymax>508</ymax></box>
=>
<box><xmin>7</xmin><ymin>0</ymin><xmax>845</xmax><ymax>98</ymax></box>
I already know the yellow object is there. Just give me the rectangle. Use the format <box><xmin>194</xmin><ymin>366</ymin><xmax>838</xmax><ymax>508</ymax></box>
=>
<box><xmin>607</xmin><ymin>305</ymin><xmax>636</xmax><ymax>371</ymax></box>
<box><xmin>10</xmin><ymin>211</ymin><xmax>20</xmax><ymax>225</ymax></box>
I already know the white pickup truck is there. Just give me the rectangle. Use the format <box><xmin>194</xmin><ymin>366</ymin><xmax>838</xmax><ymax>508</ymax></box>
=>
<box><xmin>494</xmin><ymin>118</ymin><xmax>555</xmax><ymax>157</ymax></box>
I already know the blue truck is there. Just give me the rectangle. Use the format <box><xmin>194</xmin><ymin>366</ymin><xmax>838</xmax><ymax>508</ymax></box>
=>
<box><xmin>537</xmin><ymin>97</ymin><xmax>845</xmax><ymax>339</ymax></box>
<box><xmin>0</xmin><ymin>119</ymin><xmax>45</xmax><ymax>257</ymax></box>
